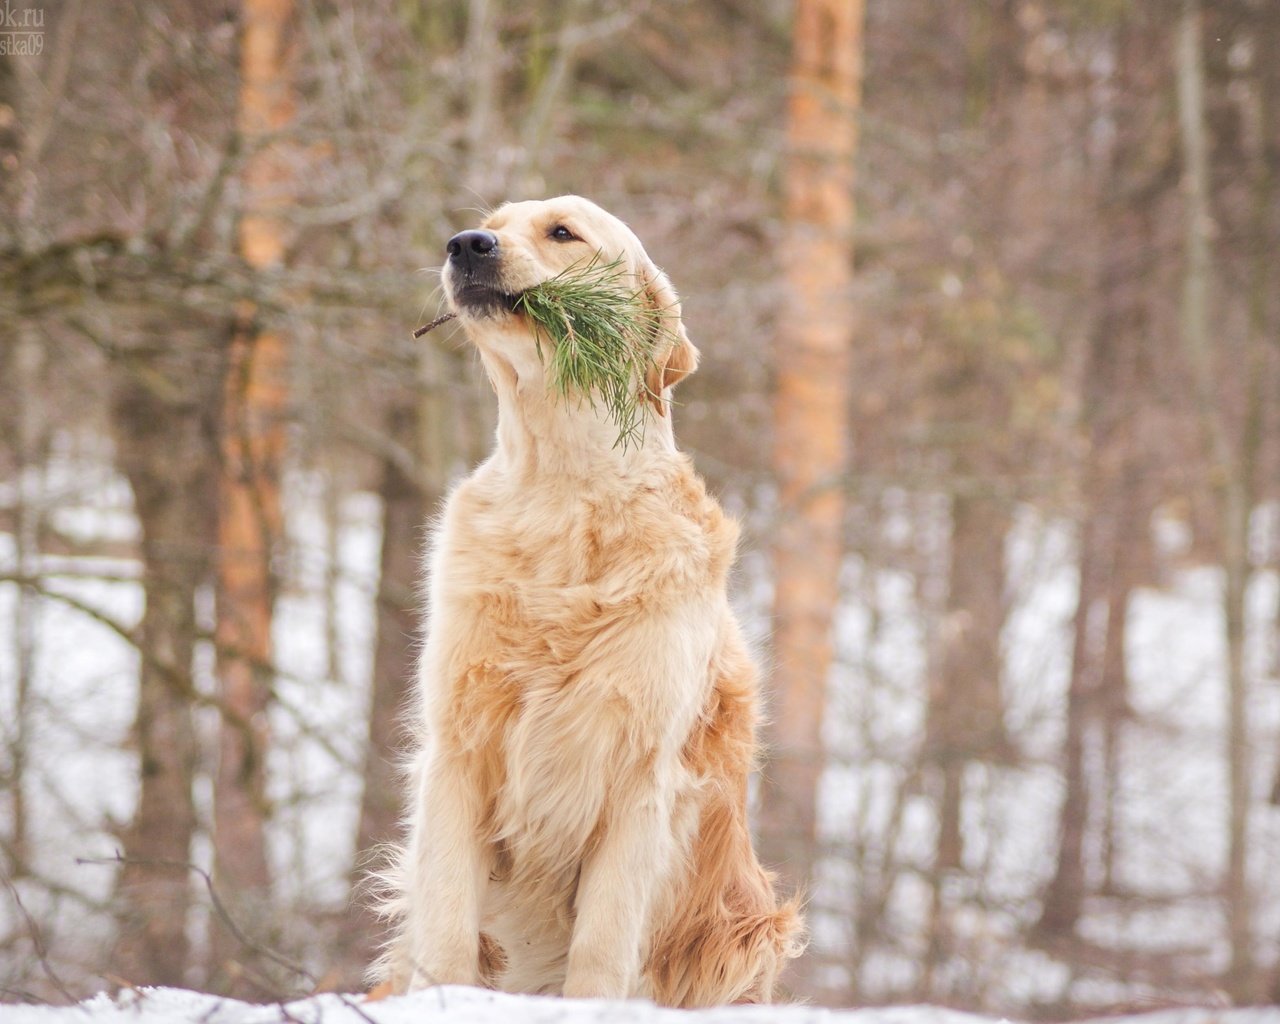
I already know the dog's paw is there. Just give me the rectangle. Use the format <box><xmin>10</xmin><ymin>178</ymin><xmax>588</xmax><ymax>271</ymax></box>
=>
<box><xmin>403</xmin><ymin>931</ymin><xmax>505</xmax><ymax>990</ymax></box>
<box><xmin>562</xmin><ymin>976</ymin><xmax>631</xmax><ymax>1001</ymax></box>
<box><xmin>562</xmin><ymin>955</ymin><xmax>634</xmax><ymax>1001</ymax></box>
<box><xmin>405</xmin><ymin>948</ymin><xmax>482</xmax><ymax>991</ymax></box>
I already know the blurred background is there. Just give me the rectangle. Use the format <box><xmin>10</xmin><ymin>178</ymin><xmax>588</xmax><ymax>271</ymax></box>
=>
<box><xmin>2</xmin><ymin>0</ymin><xmax>1279</xmax><ymax>1016</ymax></box>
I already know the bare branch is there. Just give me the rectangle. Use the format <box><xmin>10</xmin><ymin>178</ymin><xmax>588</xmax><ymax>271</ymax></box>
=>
<box><xmin>77</xmin><ymin>853</ymin><xmax>317</xmax><ymax>992</ymax></box>
<box><xmin>2</xmin><ymin>876</ymin><xmax>77</xmax><ymax>1004</ymax></box>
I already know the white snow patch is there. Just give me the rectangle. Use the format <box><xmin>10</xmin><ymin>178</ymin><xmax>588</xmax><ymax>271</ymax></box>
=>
<box><xmin>5</xmin><ymin>987</ymin><xmax>1280</xmax><ymax>1024</ymax></box>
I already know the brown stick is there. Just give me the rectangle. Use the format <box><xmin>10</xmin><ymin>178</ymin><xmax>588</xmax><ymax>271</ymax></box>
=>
<box><xmin>413</xmin><ymin>311</ymin><xmax>457</xmax><ymax>338</ymax></box>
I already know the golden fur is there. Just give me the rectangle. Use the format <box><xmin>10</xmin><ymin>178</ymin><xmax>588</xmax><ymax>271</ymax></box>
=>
<box><xmin>376</xmin><ymin>196</ymin><xmax>804</xmax><ymax>1006</ymax></box>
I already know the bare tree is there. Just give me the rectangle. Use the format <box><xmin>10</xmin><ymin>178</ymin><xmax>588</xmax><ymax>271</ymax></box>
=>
<box><xmin>209</xmin><ymin>0</ymin><xmax>297</xmax><ymax>992</ymax></box>
<box><xmin>1175</xmin><ymin>0</ymin><xmax>1257</xmax><ymax>1000</ymax></box>
<box><xmin>758</xmin><ymin>0</ymin><xmax>866</xmax><ymax>994</ymax></box>
<box><xmin>111</xmin><ymin>329</ymin><xmax>223</xmax><ymax>987</ymax></box>
<box><xmin>1038</xmin><ymin>7</ymin><xmax>1164</xmax><ymax>946</ymax></box>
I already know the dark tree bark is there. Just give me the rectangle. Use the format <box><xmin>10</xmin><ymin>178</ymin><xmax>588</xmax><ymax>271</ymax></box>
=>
<box><xmin>1039</xmin><ymin>10</ymin><xmax>1160</xmax><ymax>939</ymax></box>
<box><xmin>920</xmin><ymin>490</ymin><xmax>1012</xmax><ymax>1002</ymax></box>
<box><xmin>355</xmin><ymin>405</ymin><xmax>425</xmax><ymax>856</ymax></box>
<box><xmin>111</xmin><ymin>332</ymin><xmax>222</xmax><ymax>987</ymax></box>
<box><xmin>1175</xmin><ymin>0</ymin><xmax>1258</xmax><ymax>998</ymax></box>
<box><xmin>344</xmin><ymin>398</ymin><xmax>432</xmax><ymax>980</ymax></box>
<box><xmin>937</xmin><ymin>495</ymin><xmax>1011</xmax><ymax>768</ymax></box>
<box><xmin>925</xmin><ymin>492</ymin><xmax>1014</xmax><ymax>876</ymax></box>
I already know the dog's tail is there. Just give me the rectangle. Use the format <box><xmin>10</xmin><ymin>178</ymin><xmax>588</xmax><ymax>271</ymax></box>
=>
<box><xmin>646</xmin><ymin>880</ymin><xmax>807</xmax><ymax>1008</ymax></box>
<box><xmin>714</xmin><ymin>894</ymin><xmax>808</xmax><ymax>1005</ymax></box>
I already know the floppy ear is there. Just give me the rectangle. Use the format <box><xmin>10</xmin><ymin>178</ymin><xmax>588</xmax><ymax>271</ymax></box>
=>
<box><xmin>638</xmin><ymin>259</ymin><xmax>699</xmax><ymax>415</ymax></box>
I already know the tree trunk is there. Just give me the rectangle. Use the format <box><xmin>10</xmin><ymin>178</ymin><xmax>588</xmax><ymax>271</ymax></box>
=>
<box><xmin>345</xmin><ymin>399</ymin><xmax>431</xmax><ymax>980</ymax></box>
<box><xmin>1039</xmin><ymin>11</ymin><xmax>1155</xmax><ymax>939</ymax></box>
<box><xmin>1</xmin><ymin>0</ymin><xmax>41</xmax><ymax>885</ymax></box>
<box><xmin>112</xmin><ymin>336</ymin><xmax>220</xmax><ymax>987</ymax></box>
<box><xmin>925</xmin><ymin>491</ymin><xmax>1013</xmax><ymax>867</ymax></box>
<box><xmin>1175</xmin><ymin>0</ymin><xmax>1255</xmax><ymax>998</ymax></box>
<box><xmin>1221</xmin><ymin>491</ymin><xmax>1252</xmax><ymax>998</ymax></box>
<box><xmin>1098</xmin><ymin>507</ymin><xmax>1136</xmax><ymax>894</ymax></box>
<box><xmin>211</xmin><ymin>329</ymin><xmax>284</xmax><ymax>990</ymax></box>
<box><xmin>5</xmin><ymin>336</ymin><xmax>44</xmax><ymax>878</ymax></box>
<box><xmin>210</xmin><ymin>0</ymin><xmax>295</xmax><ymax>992</ymax></box>
<box><xmin>758</xmin><ymin>0</ymin><xmax>865</xmax><ymax>993</ymax></box>
<box><xmin>1039</xmin><ymin>504</ymin><xmax>1100</xmax><ymax>938</ymax></box>
<box><xmin>917</xmin><ymin>492</ymin><xmax>1011</xmax><ymax>996</ymax></box>
<box><xmin>1243</xmin><ymin>8</ymin><xmax>1280</xmax><ymax>829</ymax></box>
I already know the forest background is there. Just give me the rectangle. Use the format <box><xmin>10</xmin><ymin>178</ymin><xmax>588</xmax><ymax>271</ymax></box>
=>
<box><xmin>3</xmin><ymin>0</ymin><xmax>1280</xmax><ymax>1017</ymax></box>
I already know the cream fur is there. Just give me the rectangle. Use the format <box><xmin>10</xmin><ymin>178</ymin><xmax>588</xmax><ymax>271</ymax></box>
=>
<box><xmin>375</xmin><ymin>196</ymin><xmax>804</xmax><ymax>1007</ymax></box>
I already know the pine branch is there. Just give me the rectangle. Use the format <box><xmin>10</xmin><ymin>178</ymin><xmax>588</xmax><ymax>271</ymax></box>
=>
<box><xmin>516</xmin><ymin>255</ymin><xmax>663</xmax><ymax>450</ymax></box>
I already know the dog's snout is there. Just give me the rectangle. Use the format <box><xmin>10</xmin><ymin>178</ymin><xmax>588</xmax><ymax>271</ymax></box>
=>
<box><xmin>447</xmin><ymin>229</ymin><xmax>499</xmax><ymax>269</ymax></box>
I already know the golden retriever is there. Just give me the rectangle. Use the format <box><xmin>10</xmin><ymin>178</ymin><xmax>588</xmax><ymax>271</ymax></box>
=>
<box><xmin>376</xmin><ymin>196</ymin><xmax>803</xmax><ymax>1007</ymax></box>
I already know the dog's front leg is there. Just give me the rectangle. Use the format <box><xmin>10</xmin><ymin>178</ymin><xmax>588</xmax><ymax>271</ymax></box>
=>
<box><xmin>562</xmin><ymin>772</ymin><xmax>678</xmax><ymax>1000</ymax></box>
<box><xmin>401</xmin><ymin>748</ymin><xmax>493</xmax><ymax>989</ymax></box>
<box><xmin>561</xmin><ymin>607</ymin><xmax>715</xmax><ymax>999</ymax></box>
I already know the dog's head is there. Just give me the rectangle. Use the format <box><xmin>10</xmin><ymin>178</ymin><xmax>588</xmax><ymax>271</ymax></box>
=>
<box><xmin>441</xmin><ymin>195</ymin><xmax>699</xmax><ymax>408</ymax></box>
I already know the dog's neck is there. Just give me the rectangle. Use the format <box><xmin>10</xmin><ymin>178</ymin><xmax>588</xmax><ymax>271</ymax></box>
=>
<box><xmin>480</xmin><ymin>345</ymin><xmax>678</xmax><ymax>479</ymax></box>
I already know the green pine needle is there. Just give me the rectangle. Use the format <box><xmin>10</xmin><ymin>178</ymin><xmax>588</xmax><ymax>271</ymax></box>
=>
<box><xmin>515</xmin><ymin>256</ymin><xmax>665</xmax><ymax>450</ymax></box>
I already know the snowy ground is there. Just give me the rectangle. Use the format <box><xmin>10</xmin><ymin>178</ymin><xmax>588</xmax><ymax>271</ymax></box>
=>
<box><xmin>6</xmin><ymin>987</ymin><xmax>1278</xmax><ymax>1024</ymax></box>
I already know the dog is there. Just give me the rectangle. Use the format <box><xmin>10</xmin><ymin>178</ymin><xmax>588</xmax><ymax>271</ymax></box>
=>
<box><xmin>376</xmin><ymin>196</ymin><xmax>803</xmax><ymax>1007</ymax></box>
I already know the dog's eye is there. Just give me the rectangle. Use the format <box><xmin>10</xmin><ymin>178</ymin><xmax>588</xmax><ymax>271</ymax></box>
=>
<box><xmin>549</xmin><ymin>225</ymin><xmax>577</xmax><ymax>242</ymax></box>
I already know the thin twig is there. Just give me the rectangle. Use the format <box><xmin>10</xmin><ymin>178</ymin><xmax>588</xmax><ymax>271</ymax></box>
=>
<box><xmin>76</xmin><ymin>853</ymin><xmax>317</xmax><ymax>991</ymax></box>
<box><xmin>412</xmin><ymin>311</ymin><xmax>456</xmax><ymax>338</ymax></box>
<box><xmin>275</xmin><ymin>1001</ymin><xmax>308</xmax><ymax>1024</ymax></box>
<box><xmin>0</xmin><ymin>986</ymin><xmax>46</xmax><ymax>1004</ymax></box>
<box><xmin>2</xmin><ymin>876</ymin><xmax>77</xmax><ymax>1004</ymax></box>
<box><xmin>333</xmin><ymin>992</ymin><xmax>383</xmax><ymax>1024</ymax></box>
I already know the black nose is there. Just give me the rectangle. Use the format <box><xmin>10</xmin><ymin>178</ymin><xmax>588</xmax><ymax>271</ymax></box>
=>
<box><xmin>447</xmin><ymin>229</ymin><xmax>499</xmax><ymax>268</ymax></box>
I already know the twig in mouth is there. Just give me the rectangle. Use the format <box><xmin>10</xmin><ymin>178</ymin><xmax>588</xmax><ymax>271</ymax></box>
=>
<box><xmin>412</xmin><ymin>312</ymin><xmax>457</xmax><ymax>338</ymax></box>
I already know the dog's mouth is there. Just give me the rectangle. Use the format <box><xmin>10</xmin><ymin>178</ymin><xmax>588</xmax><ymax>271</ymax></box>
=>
<box><xmin>448</xmin><ymin>278</ymin><xmax>523</xmax><ymax>317</ymax></box>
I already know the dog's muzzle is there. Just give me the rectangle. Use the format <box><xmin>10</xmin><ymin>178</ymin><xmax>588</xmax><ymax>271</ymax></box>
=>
<box><xmin>445</xmin><ymin>229</ymin><xmax>519</xmax><ymax>315</ymax></box>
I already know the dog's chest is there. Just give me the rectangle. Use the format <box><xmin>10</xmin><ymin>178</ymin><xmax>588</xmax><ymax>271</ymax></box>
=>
<box><xmin>433</xmin><ymin>476</ymin><xmax>721</xmax><ymax>759</ymax></box>
<box><xmin>446</xmin><ymin>501</ymin><xmax>652</xmax><ymax>676</ymax></box>
<box><xmin>445</xmin><ymin>477</ymin><xmax>711</xmax><ymax>609</ymax></box>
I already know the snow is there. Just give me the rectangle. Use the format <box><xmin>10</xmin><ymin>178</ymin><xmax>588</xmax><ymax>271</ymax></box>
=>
<box><xmin>9</xmin><ymin>987</ymin><xmax>1276</xmax><ymax>1024</ymax></box>
<box><xmin>1</xmin><ymin>987</ymin><xmax>979</xmax><ymax>1024</ymax></box>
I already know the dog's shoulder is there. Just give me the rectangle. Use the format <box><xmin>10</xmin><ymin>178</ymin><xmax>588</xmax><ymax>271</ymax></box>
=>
<box><xmin>637</xmin><ymin>454</ymin><xmax>740</xmax><ymax>582</ymax></box>
<box><xmin>431</xmin><ymin>453</ymin><xmax>739</xmax><ymax>601</ymax></box>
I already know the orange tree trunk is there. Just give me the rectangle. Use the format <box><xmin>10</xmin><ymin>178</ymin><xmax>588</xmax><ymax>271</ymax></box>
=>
<box><xmin>210</xmin><ymin>0</ymin><xmax>294</xmax><ymax>993</ymax></box>
<box><xmin>757</xmin><ymin>0</ymin><xmax>864</xmax><ymax>992</ymax></box>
